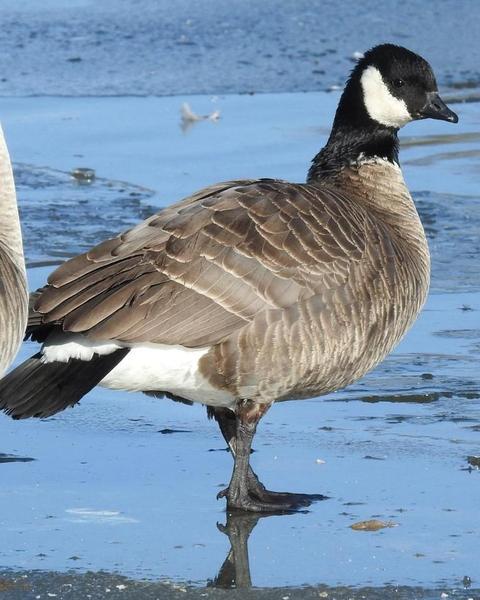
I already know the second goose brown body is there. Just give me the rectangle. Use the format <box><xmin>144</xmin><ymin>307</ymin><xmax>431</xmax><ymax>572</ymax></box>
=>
<box><xmin>0</xmin><ymin>125</ymin><xmax>27</xmax><ymax>377</ymax></box>
<box><xmin>0</xmin><ymin>44</ymin><xmax>458</xmax><ymax>512</ymax></box>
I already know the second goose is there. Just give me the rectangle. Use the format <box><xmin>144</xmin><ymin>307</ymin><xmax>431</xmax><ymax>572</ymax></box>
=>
<box><xmin>0</xmin><ymin>125</ymin><xmax>27</xmax><ymax>377</ymax></box>
<box><xmin>0</xmin><ymin>44</ymin><xmax>458</xmax><ymax>512</ymax></box>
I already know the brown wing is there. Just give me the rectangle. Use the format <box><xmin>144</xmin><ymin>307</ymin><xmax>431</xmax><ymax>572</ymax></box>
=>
<box><xmin>31</xmin><ymin>178</ymin><xmax>368</xmax><ymax>348</ymax></box>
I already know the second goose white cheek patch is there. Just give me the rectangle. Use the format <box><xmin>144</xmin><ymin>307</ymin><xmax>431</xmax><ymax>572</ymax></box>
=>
<box><xmin>360</xmin><ymin>65</ymin><xmax>412</xmax><ymax>128</ymax></box>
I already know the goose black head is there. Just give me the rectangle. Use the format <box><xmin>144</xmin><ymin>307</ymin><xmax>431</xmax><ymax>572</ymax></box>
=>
<box><xmin>337</xmin><ymin>44</ymin><xmax>458</xmax><ymax>130</ymax></box>
<box><xmin>308</xmin><ymin>44</ymin><xmax>458</xmax><ymax>181</ymax></box>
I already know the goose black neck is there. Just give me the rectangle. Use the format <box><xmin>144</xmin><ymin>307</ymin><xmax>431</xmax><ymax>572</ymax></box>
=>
<box><xmin>307</xmin><ymin>125</ymin><xmax>399</xmax><ymax>182</ymax></box>
<box><xmin>307</xmin><ymin>75</ymin><xmax>399</xmax><ymax>182</ymax></box>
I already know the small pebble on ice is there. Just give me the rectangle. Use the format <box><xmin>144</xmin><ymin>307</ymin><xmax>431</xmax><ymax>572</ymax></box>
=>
<box><xmin>350</xmin><ymin>519</ymin><xmax>398</xmax><ymax>531</ymax></box>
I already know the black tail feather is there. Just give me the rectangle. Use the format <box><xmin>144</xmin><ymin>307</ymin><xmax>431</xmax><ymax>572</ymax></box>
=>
<box><xmin>0</xmin><ymin>349</ymin><xmax>129</xmax><ymax>419</ymax></box>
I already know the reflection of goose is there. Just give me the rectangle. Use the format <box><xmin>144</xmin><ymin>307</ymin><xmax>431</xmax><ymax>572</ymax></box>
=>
<box><xmin>0</xmin><ymin>125</ymin><xmax>27</xmax><ymax>376</ymax></box>
<box><xmin>0</xmin><ymin>45</ymin><xmax>458</xmax><ymax>512</ymax></box>
<box><xmin>210</xmin><ymin>512</ymin><xmax>265</xmax><ymax>589</ymax></box>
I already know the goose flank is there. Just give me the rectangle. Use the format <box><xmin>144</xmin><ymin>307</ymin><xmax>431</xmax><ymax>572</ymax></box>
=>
<box><xmin>0</xmin><ymin>45</ymin><xmax>458</xmax><ymax>512</ymax></box>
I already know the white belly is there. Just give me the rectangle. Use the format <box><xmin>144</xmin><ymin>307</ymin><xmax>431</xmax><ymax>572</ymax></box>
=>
<box><xmin>41</xmin><ymin>334</ymin><xmax>236</xmax><ymax>409</ymax></box>
<box><xmin>100</xmin><ymin>343</ymin><xmax>236</xmax><ymax>408</ymax></box>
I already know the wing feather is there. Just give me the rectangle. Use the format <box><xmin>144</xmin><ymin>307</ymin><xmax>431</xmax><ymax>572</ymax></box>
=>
<box><xmin>30</xmin><ymin>179</ymin><xmax>369</xmax><ymax>348</ymax></box>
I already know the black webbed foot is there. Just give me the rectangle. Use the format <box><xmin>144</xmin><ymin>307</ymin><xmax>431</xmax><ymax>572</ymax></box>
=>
<box><xmin>245</xmin><ymin>471</ymin><xmax>328</xmax><ymax>507</ymax></box>
<box><xmin>227</xmin><ymin>493</ymin><xmax>309</xmax><ymax>513</ymax></box>
<box><xmin>217</xmin><ymin>480</ymin><xmax>328</xmax><ymax>512</ymax></box>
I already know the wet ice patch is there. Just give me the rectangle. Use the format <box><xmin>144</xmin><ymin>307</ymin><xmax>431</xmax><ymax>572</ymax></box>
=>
<box><xmin>0</xmin><ymin>453</ymin><xmax>35</xmax><ymax>464</ymax></box>
<box><xmin>434</xmin><ymin>329</ymin><xmax>480</xmax><ymax>339</ymax></box>
<box><xmin>15</xmin><ymin>163</ymin><xmax>158</xmax><ymax>268</ymax></box>
<box><xmin>414</xmin><ymin>190</ymin><xmax>480</xmax><ymax>293</ymax></box>
<box><xmin>65</xmin><ymin>509</ymin><xmax>138</xmax><ymax>524</ymax></box>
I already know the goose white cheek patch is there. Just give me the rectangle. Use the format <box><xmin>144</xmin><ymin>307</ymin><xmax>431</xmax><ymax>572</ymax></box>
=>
<box><xmin>360</xmin><ymin>66</ymin><xmax>412</xmax><ymax>128</ymax></box>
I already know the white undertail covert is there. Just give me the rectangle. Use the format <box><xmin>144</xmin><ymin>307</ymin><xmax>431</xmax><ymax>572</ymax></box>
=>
<box><xmin>42</xmin><ymin>334</ymin><xmax>236</xmax><ymax>408</ymax></box>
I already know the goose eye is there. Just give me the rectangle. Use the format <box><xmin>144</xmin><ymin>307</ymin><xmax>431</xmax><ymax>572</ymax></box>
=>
<box><xmin>392</xmin><ymin>79</ymin><xmax>405</xmax><ymax>88</ymax></box>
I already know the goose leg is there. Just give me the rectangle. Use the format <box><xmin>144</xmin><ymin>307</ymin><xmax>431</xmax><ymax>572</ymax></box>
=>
<box><xmin>213</xmin><ymin>407</ymin><xmax>265</xmax><ymax>497</ymax></box>
<box><xmin>213</xmin><ymin>403</ymin><xmax>327</xmax><ymax>512</ymax></box>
